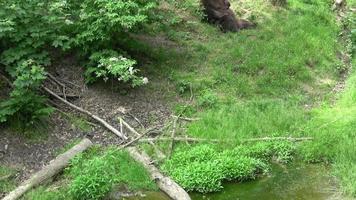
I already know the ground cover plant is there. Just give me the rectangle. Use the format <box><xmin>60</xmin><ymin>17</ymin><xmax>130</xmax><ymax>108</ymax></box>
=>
<box><xmin>22</xmin><ymin>147</ymin><xmax>156</xmax><ymax>200</ymax></box>
<box><xmin>162</xmin><ymin>142</ymin><xmax>294</xmax><ymax>192</ymax></box>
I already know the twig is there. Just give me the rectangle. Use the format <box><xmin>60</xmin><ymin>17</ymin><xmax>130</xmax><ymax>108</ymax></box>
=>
<box><xmin>61</xmin><ymin>79</ymin><xmax>82</xmax><ymax>89</ymax></box>
<box><xmin>43</xmin><ymin>86</ymin><xmax>127</xmax><ymax>140</ymax></box>
<box><xmin>118</xmin><ymin>117</ymin><xmax>166</xmax><ymax>159</ymax></box>
<box><xmin>0</xmin><ymin>73</ymin><xmax>13</xmax><ymax>87</ymax></box>
<box><xmin>172</xmin><ymin>115</ymin><xmax>201</xmax><ymax>122</ymax></box>
<box><xmin>127</xmin><ymin>112</ymin><xmax>145</xmax><ymax>129</ymax></box>
<box><xmin>119</xmin><ymin>117</ymin><xmax>123</xmax><ymax>135</ymax></box>
<box><xmin>47</xmin><ymin>73</ymin><xmax>67</xmax><ymax>100</ymax></box>
<box><xmin>189</xmin><ymin>83</ymin><xmax>194</xmax><ymax>102</ymax></box>
<box><xmin>122</xmin><ymin>127</ymin><xmax>158</xmax><ymax>148</ymax></box>
<box><xmin>168</xmin><ymin>116</ymin><xmax>179</xmax><ymax>158</ymax></box>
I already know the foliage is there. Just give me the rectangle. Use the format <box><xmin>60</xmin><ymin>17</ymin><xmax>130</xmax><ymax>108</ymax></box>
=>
<box><xmin>0</xmin><ymin>0</ymin><xmax>157</xmax><ymax>126</ymax></box>
<box><xmin>197</xmin><ymin>89</ymin><xmax>218</xmax><ymax>108</ymax></box>
<box><xmin>188</xmin><ymin>99</ymin><xmax>308</xmax><ymax>143</ymax></box>
<box><xmin>85</xmin><ymin>50</ymin><xmax>147</xmax><ymax>86</ymax></box>
<box><xmin>0</xmin><ymin>60</ymin><xmax>53</xmax><ymax>127</ymax></box>
<box><xmin>163</xmin><ymin>143</ymin><xmax>294</xmax><ymax>193</ymax></box>
<box><xmin>68</xmin><ymin>148</ymin><xmax>156</xmax><ymax>200</ymax></box>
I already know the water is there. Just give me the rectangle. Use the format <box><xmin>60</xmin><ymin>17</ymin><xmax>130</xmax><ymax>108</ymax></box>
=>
<box><xmin>128</xmin><ymin>162</ymin><xmax>338</xmax><ymax>200</ymax></box>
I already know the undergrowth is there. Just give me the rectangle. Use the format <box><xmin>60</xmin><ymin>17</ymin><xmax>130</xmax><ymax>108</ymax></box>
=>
<box><xmin>163</xmin><ymin>142</ymin><xmax>294</xmax><ymax>193</ymax></box>
<box><xmin>22</xmin><ymin>147</ymin><xmax>156</xmax><ymax>200</ymax></box>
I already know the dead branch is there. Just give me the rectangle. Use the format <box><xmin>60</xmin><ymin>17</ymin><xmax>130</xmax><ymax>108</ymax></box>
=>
<box><xmin>138</xmin><ymin>136</ymin><xmax>313</xmax><ymax>143</ymax></box>
<box><xmin>168</xmin><ymin>116</ymin><xmax>179</xmax><ymax>158</ymax></box>
<box><xmin>0</xmin><ymin>73</ymin><xmax>13</xmax><ymax>87</ymax></box>
<box><xmin>172</xmin><ymin>115</ymin><xmax>201</xmax><ymax>122</ymax></box>
<box><xmin>122</xmin><ymin>127</ymin><xmax>158</xmax><ymax>148</ymax></box>
<box><xmin>47</xmin><ymin>73</ymin><xmax>67</xmax><ymax>100</ymax></box>
<box><xmin>43</xmin><ymin>87</ymin><xmax>127</xmax><ymax>140</ymax></box>
<box><xmin>118</xmin><ymin>117</ymin><xmax>166</xmax><ymax>159</ymax></box>
<box><xmin>126</xmin><ymin>147</ymin><xmax>191</xmax><ymax>200</ymax></box>
<box><xmin>3</xmin><ymin>138</ymin><xmax>93</xmax><ymax>200</ymax></box>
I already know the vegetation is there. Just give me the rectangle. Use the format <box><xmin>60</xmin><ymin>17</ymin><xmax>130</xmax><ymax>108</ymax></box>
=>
<box><xmin>0</xmin><ymin>0</ymin><xmax>157</xmax><ymax>127</ymax></box>
<box><xmin>22</xmin><ymin>147</ymin><xmax>156</xmax><ymax>200</ymax></box>
<box><xmin>1</xmin><ymin>0</ymin><xmax>355</xmax><ymax>198</ymax></box>
<box><xmin>163</xmin><ymin>142</ymin><xmax>294</xmax><ymax>192</ymax></box>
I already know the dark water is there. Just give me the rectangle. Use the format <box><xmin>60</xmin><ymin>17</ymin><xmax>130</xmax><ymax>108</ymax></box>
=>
<box><xmin>128</xmin><ymin>162</ymin><xmax>338</xmax><ymax>200</ymax></box>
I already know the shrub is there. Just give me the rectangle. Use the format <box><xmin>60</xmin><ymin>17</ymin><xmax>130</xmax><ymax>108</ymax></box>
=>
<box><xmin>0</xmin><ymin>60</ymin><xmax>53</xmax><ymax>127</ymax></box>
<box><xmin>197</xmin><ymin>90</ymin><xmax>218</xmax><ymax>108</ymax></box>
<box><xmin>162</xmin><ymin>145</ymin><xmax>270</xmax><ymax>193</ymax></box>
<box><xmin>85</xmin><ymin>50</ymin><xmax>147</xmax><ymax>86</ymax></box>
<box><xmin>0</xmin><ymin>0</ymin><xmax>157</xmax><ymax>126</ymax></box>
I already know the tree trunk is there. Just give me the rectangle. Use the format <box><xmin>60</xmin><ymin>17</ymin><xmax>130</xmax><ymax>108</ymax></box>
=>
<box><xmin>2</xmin><ymin>138</ymin><xmax>93</xmax><ymax>200</ymax></box>
<box><xmin>126</xmin><ymin>147</ymin><xmax>191</xmax><ymax>200</ymax></box>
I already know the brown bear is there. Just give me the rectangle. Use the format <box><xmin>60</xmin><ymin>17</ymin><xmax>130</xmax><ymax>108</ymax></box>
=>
<box><xmin>201</xmin><ymin>0</ymin><xmax>255</xmax><ymax>32</ymax></box>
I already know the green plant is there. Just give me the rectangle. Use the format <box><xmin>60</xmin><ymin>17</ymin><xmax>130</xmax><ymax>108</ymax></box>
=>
<box><xmin>0</xmin><ymin>0</ymin><xmax>157</xmax><ymax>127</ymax></box>
<box><xmin>0</xmin><ymin>166</ymin><xmax>16</xmax><ymax>194</ymax></box>
<box><xmin>68</xmin><ymin>148</ymin><xmax>155</xmax><ymax>200</ymax></box>
<box><xmin>0</xmin><ymin>60</ymin><xmax>53</xmax><ymax>127</ymax></box>
<box><xmin>197</xmin><ymin>90</ymin><xmax>218</xmax><ymax>108</ymax></box>
<box><xmin>85</xmin><ymin>50</ymin><xmax>147</xmax><ymax>86</ymax></box>
<box><xmin>163</xmin><ymin>145</ymin><xmax>270</xmax><ymax>193</ymax></box>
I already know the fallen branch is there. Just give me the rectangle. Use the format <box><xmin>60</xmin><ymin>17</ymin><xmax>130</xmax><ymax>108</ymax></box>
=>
<box><xmin>122</xmin><ymin>127</ymin><xmax>158</xmax><ymax>148</ymax></box>
<box><xmin>118</xmin><ymin>117</ymin><xmax>166</xmax><ymax>159</ymax></box>
<box><xmin>126</xmin><ymin>147</ymin><xmax>191</xmax><ymax>200</ymax></box>
<box><xmin>172</xmin><ymin>115</ymin><xmax>201</xmax><ymax>122</ymax></box>
<box><xmin>168</xmin><ymin>116</ymin><xmax>179</xmax><ymax>158</ymax></box>
<box><xmin>139</xmin><ymin>136</ymin><xmax>314</xmax><ymax>143</ymax></box>
<box><xmin>3</xmin><ymin>138</ymin><xmax>93</xmax><ymax>200</ymax></box>
<box><xmin>43</xmin><ymin>87</ymin><xmax>127</xmax><ymax>140</ymax></box>
<box><xmin>47</xmin><ymin>73</ymin><xmax>67</xmax><ymax>100</ymax></box>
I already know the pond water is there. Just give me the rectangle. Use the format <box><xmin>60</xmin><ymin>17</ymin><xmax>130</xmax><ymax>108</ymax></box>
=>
<box><xmin>127</xmin><ymin>162</ymin><xmax>339</xmax><ymax>200</ymax></box>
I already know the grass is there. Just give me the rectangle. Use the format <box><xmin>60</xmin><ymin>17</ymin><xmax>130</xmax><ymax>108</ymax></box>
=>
<box><xmin>133</xmin><ymin>0</ymin><xmax>355</xmax><ymax>197</ymax></box>
<box><xmin>0</xmin><ymin>166</ymin><xmax>16</xmax><ymax>194</ymax></box>
<box><xmin>22</xmin><ymin>147</ymin><xmax>156</xmax><ymax>200</ymax></box>
<box><xmin>300</xmin><ymin>57</ymin><xmax>356</xmax><ymax>196</ymax></box>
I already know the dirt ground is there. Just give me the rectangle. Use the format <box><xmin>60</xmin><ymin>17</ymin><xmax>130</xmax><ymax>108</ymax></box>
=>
<box><xmin>0</xmin><ymin>45</ymin><xmax>177</xmax><ymax>195</ymax></box>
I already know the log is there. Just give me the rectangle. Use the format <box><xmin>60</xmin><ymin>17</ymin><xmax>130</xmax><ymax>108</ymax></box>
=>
<box><xmin>2</xmin><ymin>138</ymin><xmax>93</xmax><ymax>200</ymax></box>
<box><xmin>139</xmin><ymin>136</ymin><xmax>313</xmax><ymax>143</ymax></box>
<box><xmin>43</xmin><ymin>87</ymin><xmax>128</xmax><ymax>140</ymax></box>
<box><xmin>126</xmin><ymin>147</ymin><xmax>191</xmax><ymax>200</ymax></box>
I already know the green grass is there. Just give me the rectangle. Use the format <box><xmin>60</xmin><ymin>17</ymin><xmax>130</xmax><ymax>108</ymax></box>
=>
<box><xmin>0</xmin><ymin>166</ymin><xmax>16</xmax><ymax>193</ymax></box>
<box><xmin>300</xmin><ymin>57</ymin><xmax>356</xmax><ymax>196</ymax></box>
<box><xmin>163</xmin><ymin>142</ymin><xmax>294</xmax><ymax>193</ymax></box>
<box><xmin>135</xmin><ymin>0</ymin><xmax>355</xmax><ymax>197</ymax></box>
<box><xmin>22</xmin><ymin>147</ymin><xmax>156</xmax><ymax>200</ymax></box>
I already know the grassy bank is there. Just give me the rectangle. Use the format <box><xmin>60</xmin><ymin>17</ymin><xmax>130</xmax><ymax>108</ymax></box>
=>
<box><xmin>151</xmin><ymin>0</ymin><xmax>355</xmax><ymax>197</ymax></box>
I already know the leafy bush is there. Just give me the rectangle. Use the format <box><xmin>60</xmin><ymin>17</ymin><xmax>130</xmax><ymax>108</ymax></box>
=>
<box><xmin>197</xmin><ymin>90</ymin><xmax>218</xmax><ymax>108</ymax></box>
<box><xmin>0</xmin><ymin>0</ymin><xmax>157</xmax><ymax>126</ymax></box>
<box><xmin>85</xmin><ymin>50</ymin><xmax>147</xmax><ymax>86</ymax></box>
<box><xmin>0</xmin><ymin>60</ymin><xmax>53</xmax><ymax>127</ymax></box>
<box><xmin>162</xmin><ymin>145</ymin><xmax>270</xmax><ymax>193</ymax></box>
